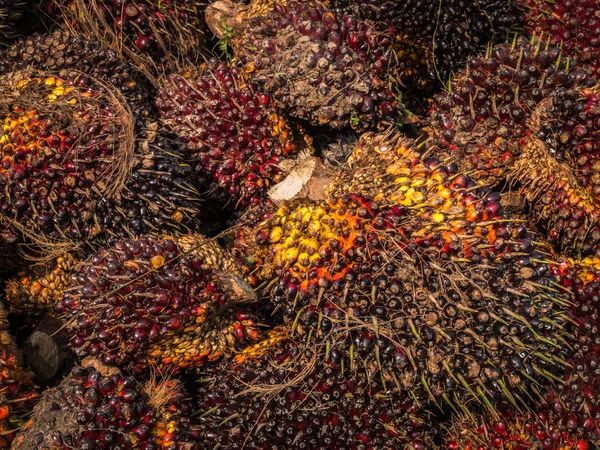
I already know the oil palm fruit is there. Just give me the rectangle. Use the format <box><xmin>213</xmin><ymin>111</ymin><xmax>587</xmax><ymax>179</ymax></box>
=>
<box><xmin>235</xmin><ymin>132</ymin><xmax>576</xmax><ymax>411</ymax></box>
<box><xmin>428</xmin><ymin>37</ymin><xmax>600</xmax><ymax>256</ymax></box>
<box><xmin>0</xmin><ymin>70</ymin><xmax>201</xmax><ymax>250</ymax></box>
<box><xmin>206</xmin><ymin>0</ymin><xmax>404</xmax><ymax>131</ymax></box>
<box><xmin>0</xmin><ymin>30</ymin><xmax>153</xmax><ymax>113</ymax></box>
<box><xmin>429</xmin><ymin>36</ymin><xmax>596</xmax><ymax>185</ymax></box>
<box><xmin>195</xmin><ymin>329</ymin><xmax>436</xmax><ymax>449</ymax></box>
<box><xmin>445</xmin><ymin>257</ymin><xmax>600</xmax><ymax>450</ymax></box>
<box><xmin>517</xmin><ymin>0</ymin><xmax>600</xmax><ymax>78</ymax></box>
<box><xmin>513</xmin><ymin>139</ymin><xmax>600</xmax><ymax>258</ymax></box>
<box><xmin>337</xmin><ymin>0</ymin><xmax>521</xmax><ymax>105</ymax></box>
<box><xmin>6</xmin><ymin>253</ymin><xmax>78</xmax><ymax>314</ymax></box>
<box><xmin>445</xmin><ymin>409</ymin><xmax>598</xmax><ymax>450</ymax></box>
<box><xmin>12</xmin><ymin>364</ymin><xmax>199</xmax><ymax>450</ymax></box>
<box><xmin>55</xmin><ymin>234</ymin><xmax>261</xmax><ymax>373</ymax></box>
<box><xmin>43</xmin><ymin>0</ymin><xmax>206</xmax><ymax>70</ymax></box>
<box><xmin>0</xmin><ymin>305</ymin><xmax>38</xmax><ymax>448</ymax></box>
<box><xmin>156</xmin><ymin>58</ymin><xmax>298</xmax><ymax>209</ymax></box>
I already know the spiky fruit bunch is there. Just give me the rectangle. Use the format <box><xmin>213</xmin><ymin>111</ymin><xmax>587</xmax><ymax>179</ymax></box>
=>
<box><xmin>445</xmin><ymin>257</ymin><xmax>600</xmax><ymax>450</ymax></box>
<box><xmin>0</xmin><ymin>30</ymin><xmax>153</xmax><ymax>113</ymax></box>
<box><xmin>156</xmin><ymin>59</ymin><xmax>297</xmax><ymax>208</ymax></box>
<box><xmin>45</xmin><ymin>0</ymin><xmax>206</xmax><ymax>68</ymax></box>
<box><xmin>0</xmin><ymin>305</ymin><xmax>38</xmax><ymax>448</ymax></box>
<box><xmin>429</xmin><ymin>37</ymin><xmax>596</xmax><ymax>185</ymax></box>
<box><xmin>513</xmin><ymin>139</ymin><xmax>600</xmax><ymax>257</ymax></box>
<box><xmin>518</xmin><ymin>0</ymin><xmax>600</xmax><ymax>78</ymax></box>
<box><xmin>428</xmin><ymin>37</ymin><xmax>600</xmax><ymax>256</ymax></box>
<box><xmin>55</xmin><ymin>234</ymin><xmax>261</xmax><ymax>373</ymax></box>
<box><xmin>0</xmin><ymin>70</ymin><xmax>201</xmax><ymax>248</ymax></box>
<box><xmin>209</xmin><ymin>0</ymin><xmax>403</xmax><ymax>131</ymax></box>
<box><xmin>446</xmin><ymin>409</ymin><xmax>597</xmax><ymax>450</ymax></box>
<box><xmin>429</xmin><ymin>36</ymin><xmax>600</xmax><ymax>191</ymax></box>
<box><xmin>333</xmin><ymin>0</ymin><xmax>521</xmax><ymax>97</ymax></box>
<box><xmin>6</xmin><ymin>253</ymin><xmax>77</xmax><ymax>314</ymax></box>
<box><xmin>12</xmin><ymin>365</ymin><xmax>199</xmax><ymax>450</ymax></box>
<box><xmin>196</xmin><ymin>330</ymin><xmax>436</xmax><ymax>449</ymax></box>
<box><xmin>236</xmin><ymin>133</ymin><xmax>577</xmax><ymax>410</ymax></box>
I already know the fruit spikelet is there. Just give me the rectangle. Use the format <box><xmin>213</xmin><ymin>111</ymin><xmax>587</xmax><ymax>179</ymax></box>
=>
<box><xmin>12</xmin><ymin>365</ymin><xmax>199</xmax><ymax>450</ymax></box>
<box><xmin>6</xmin><ymin>253</ymin><xmax>78</xmax><ymax>314</ymax></box>
<box><xmin>196</xmin><ymin>330</ymin><xmax>437</xmax><ymax>449</ymax></box>
<box><xmin>514</xmin><ymin>137</ymin><xmax>600</xmax><ymax>257</ymax></box>
<box><xmin>156</xmin><ymin>58</ymin><xmax>297</xmax><ymax>208</ymax></box>
<box><xmin>238</xmin><ymin>132</ymin><xmax>576</xmax><ymax>410</ymax></box>
<box><xmin>55</xmin><ymin>234</ymin><xmax>261</xmax><ymax>373</ymax></box>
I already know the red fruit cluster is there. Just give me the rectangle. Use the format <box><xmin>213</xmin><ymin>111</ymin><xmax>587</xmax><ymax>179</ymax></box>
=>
<box><xmin>55</xmin><ymin>234</ymin><xmax>261</xmax><ymax>373</ymax></box>
<box><xmin>0</xmin><ymin>71</ymin><xmax>201</xmax><ymax>247</ymax></box>
<box><xmin>235</xmin><ymin>134</ymin><xmax>575</xmax><ymax>410</ymax></box>
<box><xmin>429</xmin><ymin>37</ymin><xmax>594</xmax><ymax>184</ymax></box>
<box><xmin>0</xmin><ymin>73</ymin><xmax>122</xmax><ymax>242</ymax></box>
<box><xmin>237</xmin><ymin>0</ymin><xmax>403</xmax><ymax>131</ymax></box>
<box><xmin>12</xmin><ymin>366</ymin><xmax>199</xmax><ymax>450</ymax></box>
<box><xmin>429</xmin><ymin>37</ymin><xmax>600</xmax><ymax>256</ymax></box>
<box><xmin>196</xmin><ymin>331</ymin><xmax>436</xmax><ymax>449</ymax></box>
<box><xmin>46</xmin><ymin>0</ymin><xmax>206</xmax><ymax>67</ymax></box>
<box><xmin>156</xmin><ymin>59</ymin><xmax>296</xmax><ymax>208</ymax></box>
<box><xmin>518</xmin><ymin>0</ymin><xmax>600</xmax><ymax>78</ymax></box>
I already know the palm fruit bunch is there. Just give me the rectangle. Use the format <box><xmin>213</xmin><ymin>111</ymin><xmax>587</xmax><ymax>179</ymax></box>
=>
<box><xmin>0</xmin><ymin>69</ymin><xmax>202</xmax><ymax>249</ymax></box>
<box><xmin>0</xmin><ymin>305</ymin><xmax>38</xmax><ymax>448</ymax></box>
<box><xmin>445</xmin><ymin>409</ymin><xmax>597</xmax><ymax>450</ymax></box>
<box><xmin>207</xmin><ymin>0</ymin><xmax>404</xmax><ymax>131</ymax></box>
<box><xmin>12</xmin><ymin>364</ymin><xmax>200</xmax><ymax>450</ymax></box>
<box><xmin>195</xmin><ymin>329</ymin><xmax>437</xmax><ymax>449</ymax></box>
<box><xmin>43</xmin><ymin>0</ymin><xmax>206</xmax><ymax>69</ymax></box>
<box><xmin>428</xmin><ymin>36</ymin><xmax>600</xmax><ymax>256</ymax></box>
<box><xmin>332</xmin><ymin>0</ymin><xmax>521</xmax><ymax>104</ymax></box>
<box><xmin>429</xmin><ymin>36</ymin><xmax>584</xmax><ymax>185</ymax></box>
<box><xmin>513</xmin><ymin>138</ymin><xmax>600</xmax><ymax>258</ymax></box>
<box><xmin>517</xmin><ymin>0</ymin><xmax>600</xmax><ymax>79</ymax></box>
<box><xmin>156</xmin><ymin>58</ymin><xmax>297</xmax><ymax>209</ymax></box>
<box><xmin>235</xmin><ymin>132</ymin><xmax>576</xmax><ymax>412</ymax></box>
<box><xmin>5</xmin><ymin>253</ymin><xmax>78</xmax><ymax>314</ymax></box>
<box><xmin>444</xmin><ymin>257</ymin><xmax>600</xmax><ymax>449</ymax></box>
<box><xmin>54</xmin><ymin>234</ymin><xmax>261</xmax><ymax>373</ymax></box>
<box><xmin>0</xmin><ymin>30</ymin><xmax>153</xmax><ymax>110</ymax></box>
